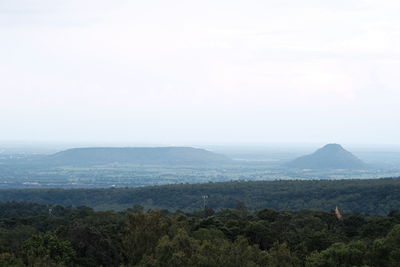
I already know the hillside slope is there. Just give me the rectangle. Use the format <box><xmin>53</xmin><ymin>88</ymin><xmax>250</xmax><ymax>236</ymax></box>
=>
<box><xmin>287</xmin><ymin>144</ymin><xmax>366</xmax><ymax>169</ymax></box>
<box><xmin>47</xmin><ymin>147</ymin><xmax>231</xmax><ymax>166</ymax></box>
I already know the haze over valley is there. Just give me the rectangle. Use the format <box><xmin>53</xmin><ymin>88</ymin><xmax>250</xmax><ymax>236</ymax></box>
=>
<box><xmin>1</xmin><ymin>143</ymin><xmax>400</xmax><ymax>189</ymax></box>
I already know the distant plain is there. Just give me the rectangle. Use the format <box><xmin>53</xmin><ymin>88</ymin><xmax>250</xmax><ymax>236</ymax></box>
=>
<box><xmin>1</xmin><ymin>143</ymin><xmax>400</xmax><ymax>189</ymax></box>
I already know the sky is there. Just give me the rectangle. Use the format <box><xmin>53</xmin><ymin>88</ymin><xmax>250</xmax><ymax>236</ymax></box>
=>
<box><xmin>1</xmin><ymin>0</ymin><xmax>400</xmax><ymax>146</ymax></box>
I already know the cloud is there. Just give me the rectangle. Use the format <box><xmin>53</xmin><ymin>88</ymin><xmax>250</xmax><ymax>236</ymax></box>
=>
<box><xmin>0</xmin><ymin>0</ymin><xmax>400</xmax><ymax>144</ymax></box>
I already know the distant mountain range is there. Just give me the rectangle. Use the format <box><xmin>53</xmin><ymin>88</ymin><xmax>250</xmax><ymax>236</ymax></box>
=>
<box><xmin>47</xmin><ymin>147</ymin><xmax>232</xmax><ymax>166</ymax></box>
<box><xmin>286</xmin><ymin>144</ymin><xmax>366</xmax><ymax>169</ymax></box>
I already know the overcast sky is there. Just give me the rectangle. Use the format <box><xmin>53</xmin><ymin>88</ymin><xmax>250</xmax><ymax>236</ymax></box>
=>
<box><xmin>1</xmin><ymin>0</ymin><xmax>400</xmax><ymax>146</ymax></box>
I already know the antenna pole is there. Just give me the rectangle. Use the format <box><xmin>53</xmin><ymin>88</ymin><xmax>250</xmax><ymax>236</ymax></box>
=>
<box><xmin>202</xmin><ymin>195</ymin><xmax>208</xmax><ymax>210</ymax></box>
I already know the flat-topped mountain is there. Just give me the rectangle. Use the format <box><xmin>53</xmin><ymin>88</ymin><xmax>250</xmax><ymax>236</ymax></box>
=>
<box><xmin>286</xmin><ymin>144</ymin><xmax>366</xmax><ymax>169</ymax></box>
<box><xmin>47</xmin><ymin>147</ymin><xmax>232</xmax><ymax>166</ymax></box>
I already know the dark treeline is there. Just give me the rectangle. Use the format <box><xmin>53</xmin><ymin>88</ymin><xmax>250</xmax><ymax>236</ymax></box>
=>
<box><xmin>1</xmin><ymin>178</ymin><xmax>400</xmax><ymax>214</ymax></box>
<box><xmin>1</xmin><ymin>202</ymin><xmax>400</xmax><ymax>266</ymax></box>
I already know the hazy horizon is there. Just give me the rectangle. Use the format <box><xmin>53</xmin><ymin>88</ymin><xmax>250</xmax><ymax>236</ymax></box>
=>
<box><xmin>2</xmin><ymin>140</ymin><xmax>400</xmax><ymax>156</ymax></box>
<box><xmin>2</xmin><ymin>0</ymin><xmax>400</xmax><ymax>145</ymax></box>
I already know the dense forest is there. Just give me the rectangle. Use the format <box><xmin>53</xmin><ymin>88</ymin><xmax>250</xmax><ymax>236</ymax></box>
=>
<box><xmin>1</xmin><ymin>202</ymin><xmax>400</xmax><ymax>266</ymax></box>
<box><xmin>1</xmin><ymin>178</ymin><xmax>400</xmax><ymax>214</ymax></box>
